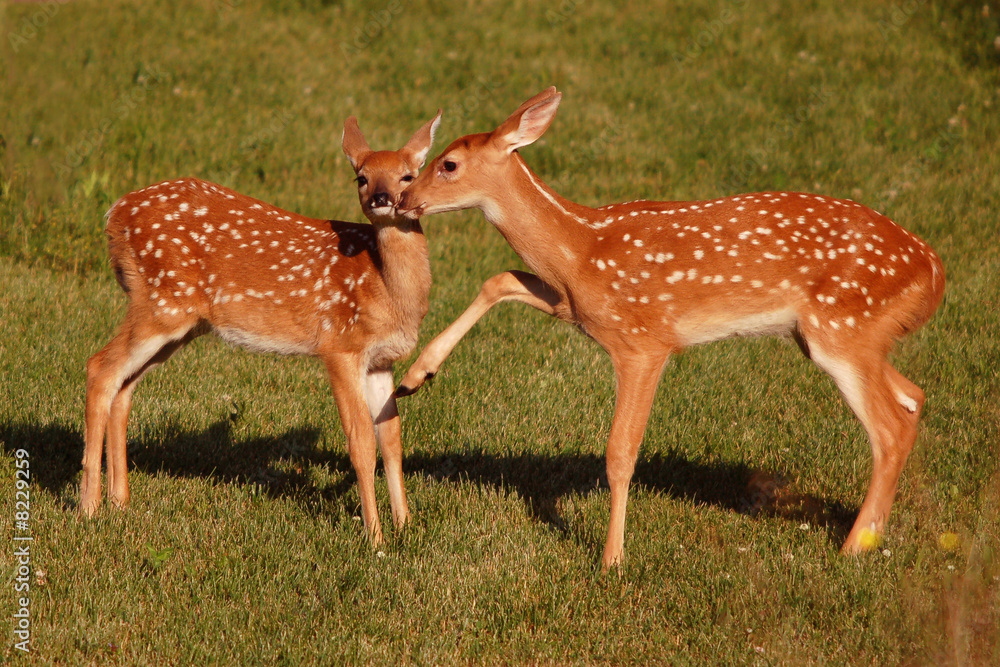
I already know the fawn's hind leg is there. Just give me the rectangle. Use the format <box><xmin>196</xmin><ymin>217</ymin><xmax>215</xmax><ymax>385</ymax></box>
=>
<box><xmin>103</xmin><ymin>335</ymin><xmax>195</xmax><ymax>508</ymax></box>
<box><xmin>807</xmin><ymin>339</ymin><xmax>921</xmax><ymax>552</ymax></box>
<box><xmin>82</xmin><ymin>315</ymin><xmax>197</xmax><ymax>516</ymax></box>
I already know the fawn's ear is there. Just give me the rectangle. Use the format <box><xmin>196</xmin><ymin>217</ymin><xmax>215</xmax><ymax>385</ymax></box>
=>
<box><xmin>342</xmin><ymin>116</ymin><xmax>372</xmax><ymax>171</ymax></box>
<box><xmin>490</xmin><ymin>87</ymin><xmax>561</xmax><ymax>154</ymax></box>
<box><xmin>401</xmin><ymin>110</ymin><xmax>443</xmax><ymax>170</ymax></box>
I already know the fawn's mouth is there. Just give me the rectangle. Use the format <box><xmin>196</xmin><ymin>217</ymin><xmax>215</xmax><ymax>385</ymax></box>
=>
<box><xmin>398</xmin><ymin>203</ymin><xmax>423</xmax><ymax>220</ymax></box>
<box><xmin>368</xmin><ymin>203</ymin><xmax>397</xmax><ymax>217</ymax></box>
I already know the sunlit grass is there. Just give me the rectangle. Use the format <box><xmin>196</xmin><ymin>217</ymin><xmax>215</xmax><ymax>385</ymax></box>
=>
<box><xmin>2</xmin><ymin>0</ymin><xmax>999</xmax><ymax>664</ymax></box>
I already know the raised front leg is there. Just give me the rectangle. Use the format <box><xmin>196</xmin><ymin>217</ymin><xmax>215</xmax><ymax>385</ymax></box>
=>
<box><xmin>397</xmin><ymin>271</ymin><xmax>561</xmax><ymax>396</ymax></box>
<box><xmin>323</xmin><ymin>353</ymin><xmax>383</xmax><ymax>546</ymax></box>
<box><xmin>602</xmin><ymin>352</ymin><xmax>671</xmax><ymax>571</ymax></box>
<box><xmin>364</xmin><ymin>367</ymin><xmax>410</xmax><ymax>529</ymax></box>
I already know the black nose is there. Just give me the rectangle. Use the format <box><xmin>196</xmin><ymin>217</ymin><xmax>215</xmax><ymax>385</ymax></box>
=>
<box><xmin>372</xmin><ymin>192</ymin><xmax>390</xmax><ymax>208</ymax></box>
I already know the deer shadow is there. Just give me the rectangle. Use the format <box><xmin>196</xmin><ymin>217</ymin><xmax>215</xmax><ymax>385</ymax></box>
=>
<box><xmin>401</xmin><ymin>447</ymin><xmax>856</xmax><ymax>548</ymax></box>
<box><xmin>0</xmin><ymin>419</ymin><xmax>351</xmax><ymax>512</ymax></box>
<box><xmin>1</xmin><ymin>418</ymin><xmax>855</xmax><ymax>549</ymax></box>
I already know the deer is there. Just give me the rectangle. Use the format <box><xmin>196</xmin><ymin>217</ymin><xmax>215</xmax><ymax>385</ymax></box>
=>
<box><xmin>395</xmin><ymin>88</ymin><xmax>946</xmax><ymax>569</ymax></box>
<box><xmin>81</xmin><ymin>110</ymin><xmax>443</xmax><ymax>547</ymax></box>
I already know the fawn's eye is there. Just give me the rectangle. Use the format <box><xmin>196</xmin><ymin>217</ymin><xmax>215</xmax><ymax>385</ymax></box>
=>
<box><xmin>356</xmin><ymin>176</ymin><xmax>368</xmax><ymax>187</ymax></box>
<box><xmin>442</xmin><ymin>160</ymin><xmax>457</xmax><ymax>173</ymax></box>
<box><xmin>401</xmin><ymin>174</ymin><xmax>414</xmax><ymax>183</ymax></box>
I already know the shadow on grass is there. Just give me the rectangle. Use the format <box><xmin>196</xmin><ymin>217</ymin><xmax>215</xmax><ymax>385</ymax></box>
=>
<box><xmin>0</xmin><ymin>419</ymin><xmax>855</xmax><ymax>547</ymax></box>
<box><xmin>0</xmin><ymin>419</ymin><xmax>352</xmax><ymax>511</ymax></box>
<box><xmin>1</xmin><ymin>422</ymin><xmax>83</xmax><ymax>500</ymax></box>
<box><xmin>127</xmin><ymin>419</ymin><xmax>347</xmax><ymax>500</ymax></box>
<box><xmin>401</xmin><ymin>448</ymin><xmax>856</xmax><ymax>547</ymax></box>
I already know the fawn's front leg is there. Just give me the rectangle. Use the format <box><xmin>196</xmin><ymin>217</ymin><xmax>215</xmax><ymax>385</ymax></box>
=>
<box><xmin>364</xmin><ymin>367</ymin><xmax>409</xmax><ymax>529</ymax></box>
<box><xmin>601</xmin><ymin>352</ymin><xmax>671</xmax><ymax>571</ymax></box>
<box><xmin>324</xmin><ymin>353</ymin><xmax>383</xmax><ymax>545</ymax></box>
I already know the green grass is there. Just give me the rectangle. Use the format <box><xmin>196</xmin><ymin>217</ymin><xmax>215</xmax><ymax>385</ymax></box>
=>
<box><xmin>2</xmin><ymin>0</ymin><xmax>999</xmax><ymax>663</ymax></box>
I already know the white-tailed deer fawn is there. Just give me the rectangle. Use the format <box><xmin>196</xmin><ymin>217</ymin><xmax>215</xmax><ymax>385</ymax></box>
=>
<box><xmin>82</xmin><ymin>111</ymin><xmax>442</xmax><ymax>546</ymax></box>
<box><xmin>397</xmin><ymin>88</ymin><xmax>945</xmax><ymax>568</ymax></box>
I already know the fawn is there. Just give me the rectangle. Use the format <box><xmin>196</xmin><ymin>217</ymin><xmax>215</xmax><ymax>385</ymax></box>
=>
<box><xmin>82</xmin><ymin>111</ymin><xmax>442</xmax><ymax>546</ymax></box>
<box><xmin>397</xmin><ymin>88</ymin><xmax>945</xmax><ymax>568</ymax></box>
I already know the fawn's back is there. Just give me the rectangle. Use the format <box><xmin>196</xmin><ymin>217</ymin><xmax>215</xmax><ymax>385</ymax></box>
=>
<box><xmin>107</xmin><ymin>178</ymin><xmax>385</xmax><ymax>356</ymax></box>
<box><xmin>576</xmin><ymin>191</ymin><xmax>944</xmax><ymax>348</ymax></box>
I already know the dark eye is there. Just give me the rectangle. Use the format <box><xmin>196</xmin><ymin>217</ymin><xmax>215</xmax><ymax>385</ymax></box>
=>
<box><xmin>401</xmin><ymin>174</ymin><xmax>414</xmax><ymax>182</ymax></box>
<box><xmin>356</xmin><ymin>176</ymin><xmax>368</xmax><ymax>187</ymax></box>
<box><xmin>443</xmin><ymin>160</ymin><xmax>457</xmax><ymax>172</ymax></box>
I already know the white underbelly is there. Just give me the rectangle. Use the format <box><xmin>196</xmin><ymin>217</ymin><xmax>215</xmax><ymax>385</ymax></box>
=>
<box><xmin>214</xmin><ymin>326</ymin><xmax>314</xmax><ymax>356</ymax></box>
<box><xmin>674</xmin><ymin>308</ymin><xmax>798</xmax><ymax>346</ymax></box>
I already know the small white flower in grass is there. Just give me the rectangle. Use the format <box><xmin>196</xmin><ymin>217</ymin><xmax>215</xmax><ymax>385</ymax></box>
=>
<box><xmin>882</xmin><ymin>549</ymin><xmax>891</xmax><ymax>557</ymax></box>
<box><xmin>799</xmin><ymin>523</ymin><xmax>810</xmax><ymax>531</ymax></box>
<box><xmin>376</xmin><ymin>551</ymin><xmax>386</xmax><ymax>559</ymax></box>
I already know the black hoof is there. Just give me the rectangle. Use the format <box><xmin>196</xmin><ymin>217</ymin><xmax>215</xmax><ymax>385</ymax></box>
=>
<box><xmin>394</xmin><ymin>373</ymin><xmax>435</xmax><ymax>398</ymax></box>
<box><xmin>394</xmin><ymin>384</ymin><xmax>417</xmax><ymax>398</ymax></box>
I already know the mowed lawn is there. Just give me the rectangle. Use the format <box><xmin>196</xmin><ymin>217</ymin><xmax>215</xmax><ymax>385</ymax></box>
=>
<box><xmin>2</xmin><ymin>0</ymin><xmax>999</xmax><ymax>664</ymax></box>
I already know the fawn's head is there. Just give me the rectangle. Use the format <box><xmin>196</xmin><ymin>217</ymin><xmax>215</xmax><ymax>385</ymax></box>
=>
<box><xmin>398</xmin><ymin>87</ymin><xmax>562</xmax><ymax>219</ymax></box>
<box><xmin>343</xmin><ymin>111</ymin><xmax>442</xmax><ymax>224</ymax></box>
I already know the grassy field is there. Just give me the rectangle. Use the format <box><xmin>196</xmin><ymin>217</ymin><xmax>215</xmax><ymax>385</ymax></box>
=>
<box><xmin>2</xmin><ymin>0</ymin><xmax>999</xmax><ymax>663</ymax></box>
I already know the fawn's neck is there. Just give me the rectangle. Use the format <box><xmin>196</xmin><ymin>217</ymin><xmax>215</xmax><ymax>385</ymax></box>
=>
<box><xmin>372</xmin><ymin>220</ymin><xmax>431</xmax><ymax>325</ymax></box>
<box><xmin>481</xmin><ymin>155</ymin><xmax>597</xmax><ymax>289</ymax></box>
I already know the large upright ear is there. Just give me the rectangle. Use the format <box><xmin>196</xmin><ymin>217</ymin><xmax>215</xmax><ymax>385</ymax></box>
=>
<box><xmin>342</xmin><ymin>116</ymin><xmax>372</xmax><ymax>171</ymax></box>
<box><xmin>401</xmin><ymin>109</ymin><xmax>443</xmax><ymax>170</ymax></box>
<box><xmin>490</xmin><ymin>87</ymin><xmax>562</xmax><ymax>154</ymax></box>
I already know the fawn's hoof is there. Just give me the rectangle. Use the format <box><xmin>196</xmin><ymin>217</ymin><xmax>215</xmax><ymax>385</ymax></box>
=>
<box><xmin>394</xmin><ymin>372</ymin><xmax>434</xmax><ymax>397</ymax></box>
